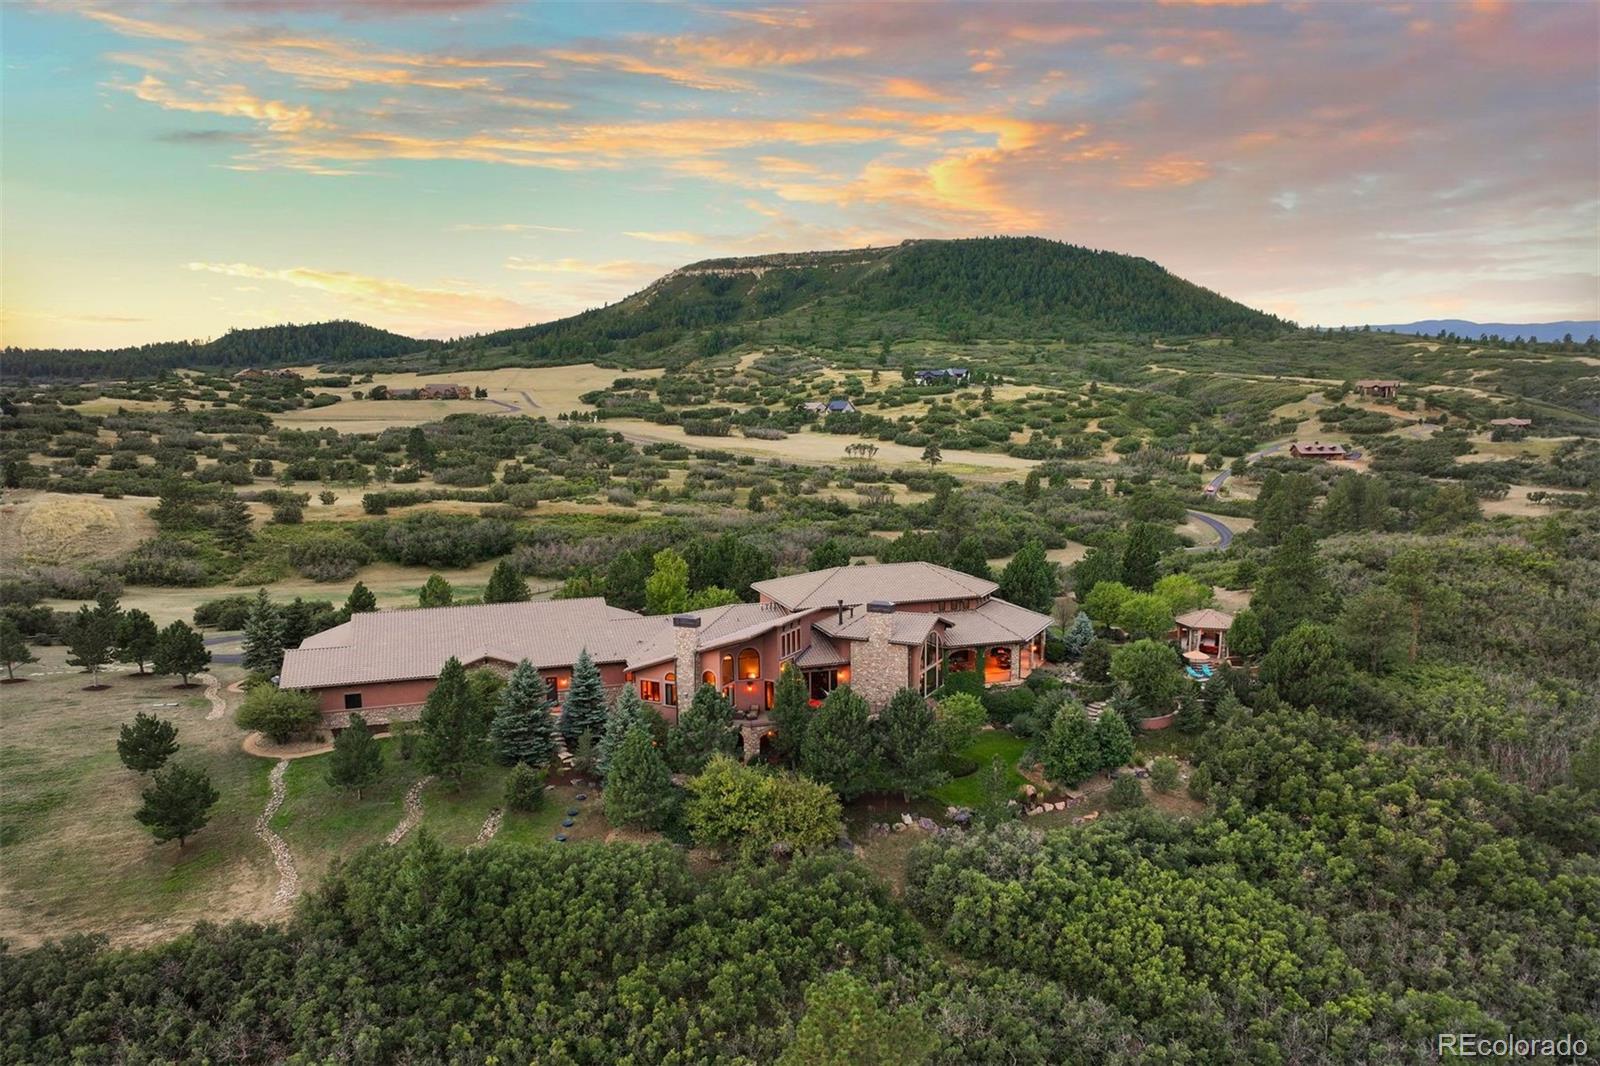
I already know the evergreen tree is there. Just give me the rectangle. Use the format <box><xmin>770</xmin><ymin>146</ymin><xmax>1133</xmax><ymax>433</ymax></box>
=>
<box><xmin>597</xmin><ymin>683</ymin><xmax>644</xmax><ymax>781</ymax></box>
<box><xmin>644</xmin><ymin>548</ymin><xmax>690</xmax><ymax>615</ymax></box>
<box><xmin>1226</xmin><ymin>609</ymin><xmax>1266</xmax><ymax>660</ymax></box>
<box><xmin>1253</xmin><ymin>525</ymin><xmax>1335</xmax><ymax>641</ymax></box>
<box><xmin>489</xmin><ymin>660</ymin><xmax>558</xmax><ymax>768</ymax></box>
<box><xmin>921</xmin><ymin>441</ymin><xmax>943</xmax><ymax>468</ymax></box>
<box><xmin>768</xmin><ymin>662</ymin><xmax>811</xmax><ymax>766</ymax></box>
<box><xmin>560</xmin><ymin>649</ymin><xmax>608</xmax><ymax>747</ymax></box>
<box><xmin>115</xmin><ymin>609</ymin><xmax>160</xmax><ymax>674</ymax></box>
<box><xmin>667</xmin><ymin>683</ymin><xmax>737</xmax><ymax>774</ymax></box>
<box><xmin>1094</xmin><ymin>706</ymin><xmax>1135</xmax><ymax>770</ymax></box>
<box><xmin>975</xmin><ymin>755</ymin><xmax>1016</xmax><ymax>827</ymax></box>
<box><xmin>998</xmin><ymin>539</ymin><xmax>1058</xmax><ymax>613</ymax></box>
<box><xmin>1041</xmin><ymin>702</ymin><xmax>1099</xmax><ymax>786</ymax></box>
<box><xmin>801</xmin><ymin>685</ymin><xmax>878</xmax><ymax>800</ymax></box>
<box><xmin>134</xmin><ymin>763</ymin><xmax>219</xmax><ymax>848</ymax></box>
<box><xmin>419</xmin><ymin>657</ymin><xmax>487</xmax><ymax>786</ymax></box>
<box><xmin>326</xmin><ymin>713</ymin><xmax>384</xmax><ymax>799</ymax></box>
<box><xmin>877</xmin><ymin>688</ymin><xmax>946</xmax><ymax>800</ymax></box>
<box><xmin>1023</xmin><ymin>468</ymin><xmax>1041</xmax><ymax>502</ymax></box>
<box><xmin>117</xmin><ymin>712</ymin><xmax>179</xmax><ymax>774</ymax></box>
<box><xmin>808</xmin><ymin>538</ymin><xmax>850</xmax><ymax>570</ymax></box>
<box><xmin>344</xmin><ymin>581</ymin><xmax>377</xmax><ymax>615</ymax></box>
<box><xmin>1071</xmin><ymin>546</ymin><xmax>1122</xmax><ymax>603</ymax></box>
<box><xmin>504</xmin><ymin>762</ymin><xmax>545</xmax><ymax>811</ymax></box>
<box><xmin>153</xmin><ymin>620</ymin><xmax>211</xmax><ymax>685</ymax></box>
<box><xmin>241</xmin><ymin>589</ymin><xmax>285</xmax><ymax>675</ymax></box>
<box><xmin>949</xmin><ymin>535</ymin><xmax>993</xmax><ymax>582</ymax></box>
<box><xmin>1120</xmin><ymin>522</ymin><xmax>1162</xmax><ymax>591</ymax></box>
<box><xmin>419</xmin><ymin>573</ymin><xmax>454</xmax><ymax>608</ymax></box>
<box><xmin>212</xmin><ymin>495</ymin><xmax>253</xmax><ymax>551</ymax></box>
<box><xmin>64</xmin><ymin>604</ymin><xmax>117</xmax><ymax>687</ymax></box>
<box><xmin>482</xmin><ymin>560</ymin><xmax>530</xmax><ymax>604</ymax></box>
<box><xmin>1062</xmin><ymin>611</ymin><xmax>1095</xmax><ymax>658</ymax></box>
<box><xmin>1260</xmin><ymin>622</ymin><xmax>1353</xmax><ymax>711</ymax></box>
<box><xmin>603</xmin><ymin>725</ymin><xmax>675</xmax><ymax>829</ymax></box>
<box><xmin>0</xmin><ymin>619</ymin><xmax>38</xmax><ymax>681</ymax></box>
<box><xmin>776</xmin><ymin>971</ymin><xmax>938</xmax><ymax>1066</ymax></box>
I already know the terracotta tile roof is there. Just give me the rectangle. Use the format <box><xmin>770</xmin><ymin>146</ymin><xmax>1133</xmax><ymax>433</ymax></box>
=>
<box><xmin>752</xmin><ymin>562</ymin><xmax>997</xmax><ymax>611</ymax></box>
<box><xmin>623</xmin><ymin>602</ymin><xmax>794</xmax><ymax>670</ymax></box>
<box><xmin>280</xmin><ymin>598</ymin><xmax>659</xmax><ymax>689</ymax></box>
<box><xmin>815</xmin><ymin>610</ymin><xmax>942</xmax><ymax>646</ymax></box>
<box><xmin>940</xmin><ymin>598</ymin><xmax>1052</xmax><ymax>648</ymax></box>
<box><xmin>794</xmin><ymin>633</ymin><xmax>848</xmax><ymax>668</ymax></box>
<box><xmin>1174</xmin><ymin>608</ymin><xmax>1235</xmax><ymax>630</ymax></box>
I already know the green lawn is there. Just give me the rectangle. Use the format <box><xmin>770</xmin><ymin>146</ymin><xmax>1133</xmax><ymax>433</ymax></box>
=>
<box><xmin>418</xmin><ymin>763</ymin><xmax>515</xmax><ymax>846</ymax></box>
<box><xmin>272</xmin><ymin>738</ymin><xmax>428</xmax><ymax>883</ymax></box>
<box><xmin>492</xmin><ymin>782</ymin><xmax>611</xmax><ymax>847</ymax></box>
<box><xmin>931</xmin><ymin>731</ymin><xmax>1028</xmax><ymax>808</ymax></box>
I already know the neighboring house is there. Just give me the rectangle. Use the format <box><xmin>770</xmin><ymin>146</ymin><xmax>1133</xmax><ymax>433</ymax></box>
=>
<box><xmin>1489</xmin><ymin>417</ymin><xmax>1532</xmax><ymax>435</ymax></box>
<box><xmin>801</xmin><ymin>398</ymin><xmax>858</xmax><ymax>415</ymax></box>
<box><xmin>234</xmin><ymin>368</ymin><xmax>302</xmax><ymax>381</ymax></box>
<box><xmin>419</xmin><ymin>383</ymin><xmax>472</xmax><ymax>399</ymax></box>
<box><xmin>1289</xmin><ymin>441</ymin><xmax>1351</xmax><ymax>460</ymax></box>
<box><xmin>914</xmin><ymin>368</ymin><xmax>970</xmax><ymax>384</ymax></box>
<box><xmin>387</xmin><ymin>387</ymin><xmax>421</xmax><ymax>399</ymax></box>
<box><xmin>279</xmin><ymin>562</ymin><xmax>1052</xmax><ymax>756</ymax></box>
<box><xmin>1354</xmin><ymin>379</ymin><xmax>1401</xmax><ymax>399</ymax></box>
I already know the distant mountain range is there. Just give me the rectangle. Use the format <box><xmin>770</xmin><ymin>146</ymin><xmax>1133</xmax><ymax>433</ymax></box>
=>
<box><xmin>1371</xmin><ymin>319</ymin><xmax>1599</xmax><ymax>343</ymax></box>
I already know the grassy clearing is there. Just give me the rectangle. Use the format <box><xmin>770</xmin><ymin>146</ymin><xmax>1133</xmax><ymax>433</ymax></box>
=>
<box><xmin>0</xmin><ymin>649</ymin><xmax>272</xmax><ymax>949</ymax></box>
<box><xmin>0</xmin><ymin>490</ymin><xmax>158</xmax><ymax>566</ymax></box>
<box><xmin>931</xmin><ymin>731</ymin><xmax>1028</xmax><ymax>808</ymax></box>
<box><xmin>269</xmin><ymin>739</ymin><xmax>429</xmax><ymax>884</ymax></box>
<box><xmin>492</xmin><ymin>782</ymin><xmax>610</xmax><ymax>848</ymax></box>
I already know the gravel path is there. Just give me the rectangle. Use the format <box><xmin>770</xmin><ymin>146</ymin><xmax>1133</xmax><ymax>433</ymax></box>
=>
<box><xmin>470</xmin><ymin>808</ymin><xmax>504</xmax><ymax>849</ymax></box>
<box><xmin>256</xmin><ymin>760</ymin><xmax>300</xmax><ymax>907</ymax></box>
<box><xmin>385</xmin><ymin>775</ymin><xmax>435</xmax><ymax>846</ymax></box>
<box><xmin>200</xmin><ymin>673</ymin><xmax>227</xmax><ymax>720</ymax></box>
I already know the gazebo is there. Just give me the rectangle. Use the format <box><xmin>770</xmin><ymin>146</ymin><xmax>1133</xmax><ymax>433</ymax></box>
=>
<box><xmin>1173</xmin><ymin>608</ymin><xmax>1235</xmax><ymax>663</ymax></box>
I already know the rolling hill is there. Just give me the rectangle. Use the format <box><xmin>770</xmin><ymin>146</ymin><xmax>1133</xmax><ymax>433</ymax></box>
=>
<box><xmin>5</xmin><ymin>238</ymin><xmax>1285</xmax><ymax>379</ymax></box>
<box><xmin>1371</xmin><ymin>319</ymin><xmax>1600</xmax><ymax>344</ymax></box>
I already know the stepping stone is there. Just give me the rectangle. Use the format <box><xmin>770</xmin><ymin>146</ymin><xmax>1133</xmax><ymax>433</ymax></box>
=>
<box><xmin>561</xmin><ymin>818</ymin><xmax>575</xmax><ymax>827</ymax></box>
<box><xmin>575</xmin><ymin>793</ymin><xmax>588</xmax><ymax>802</ymax></box>
<box><xmin>554</xmin><ymin>834</ymin><xmax>568</xmax><ymax>842</ymax></box>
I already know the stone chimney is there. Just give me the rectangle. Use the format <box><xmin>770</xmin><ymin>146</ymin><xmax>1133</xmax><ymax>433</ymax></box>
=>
<box><xmin>853</xmin><ymin>601</ymin><xmax>902</xmax><ymax>708</ymax></box>
<box><xmin>672</xmin><ymin>615</ymin><xmax>700</xmax><ymax>711</ymax></box>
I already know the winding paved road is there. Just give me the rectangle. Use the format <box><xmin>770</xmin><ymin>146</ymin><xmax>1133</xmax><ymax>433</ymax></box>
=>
<box><xmin>1185</xmin><ymin>510</ymin><xmax>1236</xmax><ymax>550</ymax></box>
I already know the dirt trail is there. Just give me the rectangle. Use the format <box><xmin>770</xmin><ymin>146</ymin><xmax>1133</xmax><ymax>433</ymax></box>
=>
<box><xmin>471</xmin><ymin>808</ymin><xmax>504</xmax><ymax>849</ymax></box>
<box><xmin>385</xmin><ymin>776</ymin><xmax>435</xmax><ymax>845</ymax></box>
<box><xmin>200</xmin><ymin>673</ymin><xmax>227</xmax><ymax>720</ymax></box>
<box><xmin>256</xmin><ymin>760</ymin><xmax>300</xmax><ymax>908</ymax></box>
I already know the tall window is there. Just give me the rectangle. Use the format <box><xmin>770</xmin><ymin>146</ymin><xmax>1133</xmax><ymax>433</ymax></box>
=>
<box><xmin>664</xmin><ymin>671</ymin><xmax>677</xmax><ymax>707</ymax></box>
<box><xmin>920</xmin><ymin>631</ymin><xmax>943</xmax><ymax>695</ymax></box>
<box><xmin>780</xmin><ymin>624</ymin><xmax>801</xmax><ymax>658</ymax></box>
<box><xmin>738</xmin><ymin>647</ymin><xmax>761</xmax><ymax>680</ymax></box>
<box><xmin>720</xmin><ymin>653</ymin><xmax>734</xmax><ymax>685</ymax></box>
<box><xmin>639</xmin><ymin>679</ymin><xmax>662</xmax><ymax>703</ymax></box>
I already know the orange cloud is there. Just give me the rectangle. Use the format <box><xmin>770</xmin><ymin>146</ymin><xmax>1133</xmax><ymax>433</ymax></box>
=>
<box><xmin>1121</xmin><ymin>156</ymin><xmax>1213</xmax><ymax>188</ymax></box>
<box><xmin>880</xmin><ymin>77</ymin><xmax>957</xmax><ymax>104</ymax></box>
<box><xmin>184</xmin><ymin>261</ymin><xmax>528</xmax><ymax>323</ymax></box>
<box><xmin>128</xmin><ymin>75</ymin><xmax>325</xmax><ymax>134</ymax></box>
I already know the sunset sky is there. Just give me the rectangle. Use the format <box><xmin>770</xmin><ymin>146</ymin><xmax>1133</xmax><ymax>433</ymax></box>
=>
<box><xmin>3</xmin><ymin>0</ymin><xmax>1596</xmax><ymax>348</ymax></box>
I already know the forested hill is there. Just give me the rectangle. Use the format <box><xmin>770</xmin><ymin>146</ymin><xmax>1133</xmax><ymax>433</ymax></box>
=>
<box><xmin>4</xmin><ymin>321</ymin><xmax>434</xmax><ymax>380</ymax></box>
<box><xmin>445</xmin><ymin>236</ymin><xmax>1289</xmax><ymax>369</ymax></box>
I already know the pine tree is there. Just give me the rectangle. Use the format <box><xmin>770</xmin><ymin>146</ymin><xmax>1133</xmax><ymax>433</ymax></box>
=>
<box><xmin>326</xmin><ymin>712</ymin><xmax>384</xmax><ymax>799</ymax></box>
<box><xmin>117</xmin><ymin>712</ymin><xmax>179</xmax><ymax>774</ymax></box>
<box><xmin>115</xmin><ymin>609</ymin><xmax>160</xmax><ymax>674</ymax></box>
<box><xmin>604</xmin><ymin>724</ymin><xmax>675</xmax><ymax>829</ymax></box>
<box><xmin>344</xmin><ymin>581</ymin><xmax>377</xmax><ymax>615</ymax></box>
<box><xmin>949</xmin><ymin>535</ymin><xmax>993</xmax><ymax>582</ymax></box>
<box><xmin>808</xmin><ymin>538</ymin><xmax>849</xmax><ymax>571</ymax></box>
<box><xmin>0</xmin><ymin>619</ymin><xmax>38</xmax><ymax>681</ymax></box>
<box><xmin>489</xmin><ymin>660</ymin><xmax>557</xmax><ymax>768</ymax></box>
<box><xmin>1253</xmin><ymin>525</ymin><xmax>1335</xmax><ymax>641</ymax></box>
<box><xmin>560</xmin><ymin>649</ymin><xmax>608</xmax><ymax>747</ymax></box>
<box><xmin>212</xmin><ymin>495</ymin><xmax>253</xmax><ymax>551</ymax></box>
<box><xmin>877</xmin><ymin>688</ymin><xmax>946</xmax><ymax>800</ymax></box>
<box><xmin>64</xmin><ymin>604</ymin><xmax>117</xmax><ymax>687</ymax></box>
<box><xmin>801</xmin><ymin>685</ymin><xmax>878</xmax><ymax>800</ymax></box>
<box><xmin>1120</xmin><ymin>522</ymin><xmax>1161</xmax><ymax>591</ymax></box>
<box><xmin>482</xmin><ymin>560</ymin><xmax>530</xmax><ymax>604</ymax></box>
<box><xmin>667</xmin><ymin>683</ymin><xmax>737</xmax><ymax>774</ymax></box>
<box><xmin>154</xmin><ymin>620</ymin><xmax>211</xmax><ymax>685</ymax></box>
<box><xmin>504</xmin><ymin>762</ymin><xmax>545</xmax><ymax>811</ymax></box>
<box><xmin>998</xmin><ymin>539</ymin><xmax>1058</xmax><ymax>613</ymax></box>
<box><xmin>420</xmin><ymin>657</ymin><xmax>487</xmax><ymax>786</ymax></box>
<box><xmin>1042</xmin><ymin>702</ymin><xmax>1099</xmax><ymax>786</ymax></box>
<box><xmin>1062</xmin><ymin>611</ymin><xmax>1095</xmax><ymax>658</ymax></box>
<box><xmin>1094</xmin><ymin>706</ymin><xmax>1135</xmax><ymax>770</ymax></box>
<box><xmin>241</xmin><ymin>589</ymin><xmax>285</xmax><ymax>675</ymax></box>
<box><xmin>419</xmin><ymin>573</ymin><xmax>454</xmax><ymax>608</ymax></box>
<box><xmin>134</xmin><ymin>763</ymin><xmax>219</xmax><ymax>848</ymax></box>
<box><xmin>775</xmin><ymin>971</ymin><xmax>938</xmax><ymax>1066</ymax></box>
<box><xmin>597</xmin><ymin>683</ymin><xmax>644</xmax><ymax>782</ymax></box>
<box><xmin>768</xmin><ymin>662</ymin><xmax>811</xmax><ymax>766</ymax></box>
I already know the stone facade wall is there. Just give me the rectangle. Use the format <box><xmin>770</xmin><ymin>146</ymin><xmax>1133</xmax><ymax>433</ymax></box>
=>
<box><xmin>852</xmin><ymin>609</ymin><xmax>909</xmax><ymax>707</ymax></box>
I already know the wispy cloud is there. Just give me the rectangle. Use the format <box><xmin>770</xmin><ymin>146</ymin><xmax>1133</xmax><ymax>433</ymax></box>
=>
<box><xmin>185</xmin><ymin>261</ymin><xmax>528</xmax><ymax>326</ymax></box>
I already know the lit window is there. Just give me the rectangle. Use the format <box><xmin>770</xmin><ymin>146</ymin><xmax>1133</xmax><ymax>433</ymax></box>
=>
<box><xmin>721</xmin><ymin>653</ymin><xmax>734</xmax><ymax>685</ymax></box>
<box><xmin>665</xmin><ymin>671</ymin><xmax>677</xmax><ymax>706</ymax></box>
<box><xmin>639</xmin><ymin>679</ymin><xmax>662</xmax><ymax>703</ymax></box>
<box><xmin>702</xmin><ymin>670</ymin><xmax>717</xmax><ymax>686</ymax></box>
<box><xmin>738</xmin><ymin>647</ymin><xmax>760</xmax><ymax>679</ymax></box>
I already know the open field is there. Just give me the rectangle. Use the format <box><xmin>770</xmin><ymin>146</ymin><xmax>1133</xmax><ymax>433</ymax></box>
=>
<box><xmin>0</xmin><ymin>490</ymin><xmax>158</xmax><ymax>566</ymax></box>
<box><xmin>606</xmin><ymin>418</ymin><xmax>1039</xmax><ymax>479</ymax></box>
<box><xmin>274</xmin><ymin>363</ymin><xmax>661</xmax><ymax>431</ymax></box>
<box><xmin>0</xmin><ymin>649</ymin><xmax>273</xmax><ymax>949</ymax></box>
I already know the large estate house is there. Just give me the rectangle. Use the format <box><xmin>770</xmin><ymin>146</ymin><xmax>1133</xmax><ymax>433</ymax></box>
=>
<box><xmin>279</xmin><ymin>562</ymin><xmax>1052</xmax><ymax>754</ymax></box>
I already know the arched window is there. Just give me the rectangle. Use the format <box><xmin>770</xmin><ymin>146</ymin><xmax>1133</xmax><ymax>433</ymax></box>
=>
<box><xmin>664</xmin><ymin>671</ymin><xmax>677</xmax><ymax>707</ymax></box>
<box><xmin>702</xmin><ymin>670</ymin><xmax>717</xmax><ymax>686</ymax></box>
<box><xmin>720</xmin><ymin>653</ymin><xmax>734</xmax><ymax>685</ymax></box>
<box><xmin>738</xmin><ymin>647</ymin><xmax>761</xmax><ymax>680</ymax></box>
